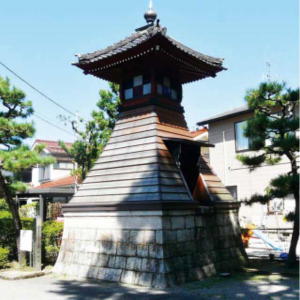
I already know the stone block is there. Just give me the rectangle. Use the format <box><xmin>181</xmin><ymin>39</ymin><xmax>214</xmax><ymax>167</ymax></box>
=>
<box><xmin>136</xmin><ymin>244</ymin><xmax>149</xmax><ymax>257</ymax></box>
<box><xmin>108</xmin><ymin>256</ymin><xmax>116</xmax><ymax>268</ymax></box>
<box><xmin>152</xmin><ymin>273</ymin><xmax>168</xmax><ymax>288</ymax></box>
<box><xmin>148</xmin><ymin>244</ymin><xmax>164</xmax><ymax>259</ymax></box>
<box><xmin>129</xmin><ymin>230</ymin><xmax>140</xmax><ymax>243</ymax></box>
<box><xmin>126</xmin><ymin>257</ymin><xmax>142</xmax><ymax>271</ymax></box>
<box><xmin>87</xmin><ymin>266</ymin><xmax>98</xmax><ymax>278</ymax></box>
<box><xmin>155</xmin><ymin>230</ymin><xmax>163</xmax><ymax>244</ymax></box>
<box><xmin>114</xmin><ymin>256</ymin><xmax>127</xmax><ymax>269</ymax></box>
<box><xmin>158</xmin><ymin>260</ymin><xmax>169</xmax><ymax>273</ymax></box>
<box><xmin>95</xmin><ymin>254</ymin><xmax>109</xmax><ymax>267</ymax></box>
<box><xmin>176</xmin><ymin>229</ymin><xmax>187</xmax><ymax>242</ymax></box>
<box><xmin>171</xmin><ymin>216</ymin><xmax>185</xmax><ymax>230</ymax></box>
<box><xmin>120</xmin><ymin>270</ymin><xmax>138</xmax><ymax>285</ymax></box>
<box><xmin>195</xmin><ymin>216</ymin><xmax>204</xmax><ymax>227</ymax></box>
<box><xmin>164</xmin><ymin>230</ymin><xmax>177</xmax><ymax>242</ymax></box>
<box><xmin>162</xmin><ymin>217</ymin><xmax>172</xmax><ymax>229</ymax></box>
<box><xmin>141</xmin><ymin>258</ymin><xmax>158</xmax><ymax>273</ymax></box>
<box><xmin>77</xmin><ymin>264</ymin><xmax>89</xmax><ymax>277</ymax></box>
<box><xmin>137</xmin><ymin>272</ymin><xmax>153</xmax><ymax>287</ymax></box>
<box><xmin>116</xmin><ymin>243</ymin><xmax>136</xmax><ymax>257</ymax></box>
<box><xmin>101</xmin><ymin>240</ymin><xmax>117</xmax><ymax>255</ymax></box>
<box><xmin>96</xmin><ymin>268</ymin><xmax>106</xmax><ymax>280</ymax></box>
<box><xmin>185</xmin><ymin>216</ymin><xmax>195</xmax><ymax>228</ymax></box>
<box><xmin>89</xmin><ymin>253</ymin><xmax>99</xmax><ymax>266</ymax></box>
<box><xmin>142</xmin><ymin>230</ymin><xmax>155</xmax><ymax>244</ymax></box>
<box><xmin>102</xmin><ymin>268</ymin><xmax>122</xmax><ymax>282</ymax></box>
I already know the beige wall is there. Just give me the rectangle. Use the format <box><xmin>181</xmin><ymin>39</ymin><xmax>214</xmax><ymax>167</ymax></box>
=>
<box><xmin>208</xmin><ymin>113</ymin><xmax>296</xmax><ymax>228</ymax></box>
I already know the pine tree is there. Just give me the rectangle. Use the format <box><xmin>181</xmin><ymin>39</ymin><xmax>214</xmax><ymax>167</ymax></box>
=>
<box><xmin>60</xmin><ymin>83</ymin><xmax>120</xmax><ymax>181</ymax></box>
<box><xmin>237</xmin><ymin>81</ymin><xmax>299</xmax><ymax>265</ymax></box>
<box><xmin>0</xmin><ymin>76</ymin><xmax>54</xmax><ymax>259</ymax></box>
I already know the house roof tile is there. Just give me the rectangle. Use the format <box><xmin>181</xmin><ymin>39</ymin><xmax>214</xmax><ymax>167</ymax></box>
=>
<box><xmin>197</xmin><ymin>105</ymin><xmax>252</xmax><ymax>126</ymax></box>
<box><xmin>34</xmin><ymin>139</ymin><xmax>73</xmax><ymax>156</ymax></box>
<box><xmin>33</xmin><ymin>176</ymin><xmax>76</xmax><ymax>189</ymax></box>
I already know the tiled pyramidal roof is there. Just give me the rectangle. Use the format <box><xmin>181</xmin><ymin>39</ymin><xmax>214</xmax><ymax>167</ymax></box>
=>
<box><xmin>74</xmin><ymin>25</ymin><xmax>225</xmax><ymax>84</ymax></box>
<box><xmin>77</xmin><ymin>26</ymin><xmax>223</xmax><ymax>68</ymax></box>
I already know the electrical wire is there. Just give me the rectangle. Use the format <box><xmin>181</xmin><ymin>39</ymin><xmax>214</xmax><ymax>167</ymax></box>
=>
<box><xmin>0</xmin><ymin>60</ymin><xmax>78</xmax><ymax>118</ymax></box>
<box><xmin>33</xmin><ymin>113</ymin><xmax>75</xmax><ymax>137</ymax></box>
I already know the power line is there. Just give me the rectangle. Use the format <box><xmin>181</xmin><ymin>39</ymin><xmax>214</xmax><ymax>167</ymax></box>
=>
<box><xmin>33</xmin><ymin>113</ymin><xmax>75</xmax><ymax>137</ymax></box>
<box><xmin>0</xmin><ymin>60</ymin><xmax>78</xmax><ymax>118</ymax></box>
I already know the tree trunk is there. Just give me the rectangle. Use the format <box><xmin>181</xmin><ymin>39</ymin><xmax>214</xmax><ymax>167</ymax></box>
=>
<box><xmin>287</xmin><ymin>196</ymin><xmax>299</xmax><ymax>266</ymax></box>
<box><xmin>0</xmin><ymin>172</ymin><xmax>22</xmax><ymax>259</ymax></box>
<box><xmin>287</xmin><ymin>157</ymin><xmax>299</xmax><ymax>266</ymax></box>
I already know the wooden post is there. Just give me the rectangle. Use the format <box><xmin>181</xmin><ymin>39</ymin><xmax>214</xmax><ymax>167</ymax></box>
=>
<box><xmin>33</xmin><ymin>194</ymin><xmax>43</xmax><ymax>271</ymax></box>
<box><xmin>16</xmin><ymin>195</ymin><xmax>26</xmax><ymax>266</ymax></box>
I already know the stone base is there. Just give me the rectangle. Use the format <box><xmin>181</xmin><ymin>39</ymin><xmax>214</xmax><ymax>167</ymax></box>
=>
<box><xmin>54</xmin><ymin>207</ymin><xmax>246</xmax><ymax>287</ymax></box>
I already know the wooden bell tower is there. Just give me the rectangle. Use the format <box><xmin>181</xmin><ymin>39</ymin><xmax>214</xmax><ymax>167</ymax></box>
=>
<box><xmin>55</xmin><ymin>4</ymin><xmax>246</xmax><ymax>287</ymax></box>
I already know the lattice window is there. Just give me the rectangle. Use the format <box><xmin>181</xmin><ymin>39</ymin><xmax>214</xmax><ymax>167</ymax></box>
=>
<box><xmin>124</xmin><ymin>74</ymin><xmax>151</xmax><ymax>100</ymax></box>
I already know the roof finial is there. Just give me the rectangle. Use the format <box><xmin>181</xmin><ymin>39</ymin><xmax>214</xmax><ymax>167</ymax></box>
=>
<box><xmin>144</xmin><ymin>0</ymin><xmax>157</xmax><ymax>25</ymax></box>
<box><xmin>149</xmin><ymin>0</ymin><xmax>153</xmax><ymax>10</ymax></box>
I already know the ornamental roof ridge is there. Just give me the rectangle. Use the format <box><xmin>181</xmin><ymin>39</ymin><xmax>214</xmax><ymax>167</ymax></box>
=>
<box><xmin>75</xmin><ymin>25</ymin><xmax>166</xmax><ymax>65</ymax></box>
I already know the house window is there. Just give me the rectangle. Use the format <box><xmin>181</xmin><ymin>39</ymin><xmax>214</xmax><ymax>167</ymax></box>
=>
<box><xmin>39</xmin><ymin>165</ymin><xmax>50</xmax><ymax>182</ymax></box>
<box><xmin>53</xmin><ymin>161</ymin><xmax>74</xmax><ymax>170</ymax></box>
<box><xmin>235</xmin><ymin>120</ymin><xmax>251</xmax><ymax>151</ymax></box>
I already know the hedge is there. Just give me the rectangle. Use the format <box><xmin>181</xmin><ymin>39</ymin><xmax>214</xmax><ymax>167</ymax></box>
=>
<box><xmin>0</xmin><ymin>207</ymin><xmax>63</xmax><ymax>265</ymax></box>
<box><xmin>0</xmin><ymin>247</ymin><xmax>9</xmax><ymax>269</ymax></box>
<box><xmin>0</xmin><ymin>210</ymin><xmax>34</xmax><ymax>260</ymax></box>
<box><xmin>42</xmin><ymin>220</ymin><xmax>64</xmax><ymax>265</ymax></box>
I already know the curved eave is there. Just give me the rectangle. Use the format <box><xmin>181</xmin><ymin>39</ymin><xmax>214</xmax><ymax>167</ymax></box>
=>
<box><xmin>74</xmin><ymin>32</ymin><xmax>226</xmax><ymax>84</ymax></box>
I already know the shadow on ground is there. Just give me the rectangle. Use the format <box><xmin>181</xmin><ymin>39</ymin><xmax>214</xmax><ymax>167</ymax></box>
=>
<box><xmin>49</xmin><ymin>265</ymin><xmax>299</xmax><ymax>300</ymax></box>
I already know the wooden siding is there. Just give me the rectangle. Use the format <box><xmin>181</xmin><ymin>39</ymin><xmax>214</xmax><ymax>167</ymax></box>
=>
<box><xmin>71</xmin><ymin>105</ymin><xmax>193</xmax><ymax>204</ymax></box>
<box><xmin>199</xmin><ymin>156</ymin><xmax>234</xmax><ymax>202</ymax></box>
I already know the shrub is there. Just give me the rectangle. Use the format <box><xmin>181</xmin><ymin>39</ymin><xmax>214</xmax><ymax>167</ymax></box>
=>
<box><xmin>42</xmin><ymin>220</ymin><xmax>64</xmax><ymax>265</ymax></box>
<box><xmin>19</xmin><ymin>203</ymin><xmax>38</xmax><ymax>218</ymax></box>
<box><xmin>0</xmin><ymin>199</ymin><xmax>9</xmax><ymax>211</ymax></box>
<box><xmin>0</xmin><ymin>212</ymin><xmax>34</xmax><ymax>260</ymax></box>
<box><xmin>0</xmin><ymin>247</ymin><xmax>9</xmax><ymax>268</ymax></box>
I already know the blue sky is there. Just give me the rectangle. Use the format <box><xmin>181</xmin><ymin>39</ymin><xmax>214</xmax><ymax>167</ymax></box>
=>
<box><xmin>0</xmin><ymin>0</ymin><xmax>298</xmax><ymax>143</ymax></box>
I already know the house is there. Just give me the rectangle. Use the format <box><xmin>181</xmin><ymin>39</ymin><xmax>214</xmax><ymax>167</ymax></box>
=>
<box><xmin>17</xmin><ymin>140</ymin><xmax>76</xmax><ymax>219</ymax></box>
<box><xmin>197</xmin><ymin>105</ymin><xmax>296</xmax><ymax>229</ymax></box>
<box><xmin>31</xmin><ymin>139</ymin><xmax>75</xmax><ymax>187</ymax></box>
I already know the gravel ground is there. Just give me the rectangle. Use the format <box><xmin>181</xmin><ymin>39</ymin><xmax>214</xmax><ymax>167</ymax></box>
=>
<box><xmin>0</xmin><ymin>272</ymin><xmax>298</xmax><ymax>300</ymax></box>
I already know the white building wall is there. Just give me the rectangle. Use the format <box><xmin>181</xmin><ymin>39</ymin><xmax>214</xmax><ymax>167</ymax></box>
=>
<box><xmin>51</xmin><ymin>166</ymin><xmax>72</xmax><ymax>180</ymax></box>
<box><xmin>31</xmin><ymin>166</ymin><xmax>40</xmax><ymax>187</ymax></box>
<box><xmin>208</xmin><ymin>113</ymin><xmax>296</xmax><ymax>229</ymax></box>
<box><xmin>31</xmin><ymin>151</ymin><xmax>73</xmax><ymax>187</ymax></box>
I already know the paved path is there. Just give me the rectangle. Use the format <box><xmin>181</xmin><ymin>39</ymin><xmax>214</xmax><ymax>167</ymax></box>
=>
<box><xmin>0</xmin><ymin>273</ymin><xmax>298</xmax><ymax>300</ymax></box>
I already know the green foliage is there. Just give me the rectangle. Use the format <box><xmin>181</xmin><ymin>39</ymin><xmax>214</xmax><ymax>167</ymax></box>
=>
<box><xmin>42</xmin><ymin>220</ymin><xmax>64</xmax><ymax>264</ymax></box>
<box><xmin>0</xmin><ymin>247</ymin><xmax>9</xmax><ymax>268</ymax></box>
<box><xmin>238</xmin><ymin>82</ymin><xmax>299</xmax><ymax>169</ymax></box>
<box><xmin>0</xmin><ymin>199</ymin><xmax>9</xmax><ymax>210</ymax></box>
<box><xmin>237</xmin><ymin>81</ymin><xmax>299</xmax><ymax>264</ymax></box>
<box><xmin>19</xmin><ymin>202</ymin><xmax>38</xmax><ymax>218</ymax></box>
<box><xmin>60</xmin><ymin>82</ymin><xmax>120</xmax><ymax>180</ymax></box>
<box><xmin>237</xmin><ymin>81</ymin><xmax>299</xmax><ymax>200</ymax></box>
<box><xmin>0</xmin><ymin>212</ymin><xmax>34</xmax><ymax>259</ymax></box>
<box><xmin>0</xmin><ymin>76</ymin><xmax>55</xmax><ymax>252</ymax></box>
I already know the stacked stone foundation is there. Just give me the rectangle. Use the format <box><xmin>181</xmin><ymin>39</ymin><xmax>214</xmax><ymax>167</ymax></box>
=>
<box><xmin>54</xmin><ymin>207</ymin><xmax>246</xmax><ymax>288</ymax></box>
